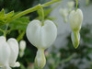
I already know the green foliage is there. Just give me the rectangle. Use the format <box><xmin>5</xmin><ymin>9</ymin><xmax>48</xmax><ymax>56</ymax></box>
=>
<box><xmin>0</xmin><ymin>9</ymin><xmax>14</xmax><ymax>26</ymax></box>
<box><xmin>10</xmin><ymin>17</ymin><xmax>30</xmax><ymax>31</ymax></box>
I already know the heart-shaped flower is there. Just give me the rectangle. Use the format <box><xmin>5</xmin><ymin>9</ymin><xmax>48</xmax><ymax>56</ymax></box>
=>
<box><xmin>0</xmin><ymin>36</ymin><xmax>19</xmax><ymax>69</ymax></box>
<box><xmin>69</xmin><ymin>9</ymin><xmax>83</xmax><ymax>32</ymax></box>
<box><xmin>26</xmin><ymin>20</ymin><xmax>57</xmax><ymax>49</ymax></box>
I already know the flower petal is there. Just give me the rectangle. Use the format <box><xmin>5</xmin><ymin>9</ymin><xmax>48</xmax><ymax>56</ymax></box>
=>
<box><xmin>7</xmin><ymin>38</ymin><xmax>19</xmax><ymax>67</ymax></box>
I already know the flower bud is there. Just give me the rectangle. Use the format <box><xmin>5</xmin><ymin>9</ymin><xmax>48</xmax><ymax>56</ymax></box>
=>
<box><xmin>19</xmin><ymin>51</ymin><xmax>24</xmax><ymax>57</ymax></box>
<box><xmin>7</xmin><ymin>38</ymin><xmax>19</xmax><ymax>67</ymax></box>
<box><xmin>34</xmin><ymin>48</ymin><xmax>46</xmax><ymax>68</ymax></box>
<box><xmin>19</xmin><ymin>40</ymin><xmax>26</xmax><ymax>51</ymax></box>
<box><xmin>19</xmin><ymin>40</ymin><xmax>26</xmax><ymax>57</ymax></box>
<box><xmin>26</xmin><ymin>20</ymin><xmax>57</xmax><ymax>49</ymax></box>
<box><xmin>59</xmin><ymin>8</ymin><xmax>68</xmax><ymax>22</ymax></box>
<box><xmin>71</xmin><ymin>31</ymin><xmax>80</xmax><ymax>48</ymax></box>
<box><xmin>69</xmin><ymin>9</ymin><xmax>83</xmax><ymax>32</ymax></box>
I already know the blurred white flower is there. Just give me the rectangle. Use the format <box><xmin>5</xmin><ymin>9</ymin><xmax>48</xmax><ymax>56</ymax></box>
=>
<box><xmin>69</xmin><ymin>9</ymin><xmax>83</xmax><ymax>32</ymax></box>
<box><xmin>67</xmin><ymin>1</ymin><xmax>74</xmax><ymax>12</ymax></box>
<box><xmin>69</xmin><ymin>9</ymin><xmax>83</xmax><ymax>48</ymax></box>
<box><xmin>59</xmin><ymin>8</ymin><xmax>68</xmax><ymax>23</ymax></box>
<box><xmin>19</xmin><ymin>40</ymin><xmax>26</xmax><ymax>51</ymax></box>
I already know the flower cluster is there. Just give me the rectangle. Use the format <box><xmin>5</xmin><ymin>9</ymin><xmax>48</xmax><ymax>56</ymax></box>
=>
<box><xmin>59</xmin><ymin>1</ymin><xmax>74</xmax><ymax>23</ymax></box>
<box><xmin>0</xmin><ymin>0</ymin><xmax>84</xmax><ymax>68</ymax></box>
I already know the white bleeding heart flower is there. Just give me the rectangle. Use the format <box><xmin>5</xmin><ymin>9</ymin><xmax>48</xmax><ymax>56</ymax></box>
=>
<box><xmin>7</xmin><ymin>38</ymin><xmax>19</xmax><ymax>67</ymax></box>
<box><xmin>69</xmin><ymin>9</ymin><xmax>83</xmax><ymax>32</ymax></box>
<box><xmin>26</xmin><ymin>20</ymin><xmax>57</xmax><ymax>49</ymax></box>
<box><xmin>34</xmin><ymin>48</ymin><xmax>46</xmax><ymax>68</ymax></box>
<box><xmin>71</xmin><ymin>32</ymin><xmax>80</xmax><ymax>48</ymax></box>
<box><xmin>0</xmin><ymin>36</ymin><xmax>19</xmax><ymax>69</ymax></box>
<box><xmin>0</xmin><ymin>36</ymin><xmax>11</xmax><ymax>69</ymax></box>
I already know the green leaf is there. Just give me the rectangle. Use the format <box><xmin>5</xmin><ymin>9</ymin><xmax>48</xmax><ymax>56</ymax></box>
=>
<box><xmin>5</xmin><ymin>11</ymin><xmax>14</xmax><ymax>19</ymax></box>
<box><xmin>0</xmin><ymin>9</ymin><xmax>5</xmax><ymax>19</ymax></box>
<box><xmin>10</xmin><ymin>16</ymin><xmax>30</xmax><ymax>31</ymax></box>
<box><xmin>0</xmin><ymin>9</ymin><xmax>15</xmax><ymax>26</ymax></box>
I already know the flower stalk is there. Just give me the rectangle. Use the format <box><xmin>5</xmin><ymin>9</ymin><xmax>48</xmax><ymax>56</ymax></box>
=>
<box><xmin>12</xmin><ymin>0</ymin><xmax>61</xmax><ymax>21</ymax></box>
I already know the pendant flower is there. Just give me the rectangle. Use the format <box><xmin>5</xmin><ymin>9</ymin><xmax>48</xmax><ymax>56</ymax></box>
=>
<box><xmin>69</xmin><ymin>9</ymin><xmax>83</xmax><ymax>48</ymax></box>
<box><xmin>69</xmin><ymin>9</ymin><xmax>83</xmax><ymax>32</ymax></box>
<box><xmin>0</xmin><ymin>36</ymin><xmax>19</xmax><ymax>69</ymax></box>
<box><xmin>26</xmin><ymin>20</ymin><xmax>57</xmax><ymax>49</ymax></box>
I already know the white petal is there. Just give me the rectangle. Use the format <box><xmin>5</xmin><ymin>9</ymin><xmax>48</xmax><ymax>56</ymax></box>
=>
<box><xmin>0</xmin><ymin>36</ymin><xmax>6</xmax><ymax>45</ymax></box>
<box><xmin>26</xmin><ymin>20</ymin><xmax>57</xmax><ymax>49</ymax></box>
<box><xmin>13</xmin><ymin>62</ymin><xmax>20</xmax><ymax>67</ymax></box>
<box><xmin>69</xmin><ymin>9</ymin><xmax>83</xmax><ymax>31</ymax></box>
<box><xmin>2</xmin><ymin>64</ymin><xmax>11</xmax><ymax>69</ymax></box>
<box><xmin>0</xmin><ymin>42</ymin><xmax>10</xmax><ymax>67</ymax></box>
<box><xmin>7</xmin><ymin>38</ymin><xmax>19</xmax><ymax>67</ymax></box>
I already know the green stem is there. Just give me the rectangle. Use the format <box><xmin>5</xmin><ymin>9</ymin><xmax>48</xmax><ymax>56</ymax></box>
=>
<box><xmin>42</xmin><ymin>0</ymin><xmax>61</xmax><ymax>7</ymax></box>
<box><xmin>0</xmin><ymin>24</ymin><xmax>9</xmax><ymax>36</ymax></box>
<box><xmin>39</xmin><ymin>4</ymin><xmax>44</xmax><ymax>25</ymax></box>
<box><xmin>75</xmin><ymin>0</ymin><xmax>78</xmax><ymax>10</ymax></box>
<box><xmin>12</xmin><ymin>5</ymin><xmax>40</xmax><ymax>20</ymax></box>
<box><xmin>60</xmin><ymin>53</ymin><xmax>77</xmax><ymax>64</ymax></box>
<box><xmin>17</xmin><ymin>31</ymin><xmax>25</xmax><ymax>41</ymax></box>
<box><xmin>12</xmin><ymin>0</ymin><xmax>61</xmax><ymax>20</ymax></box>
